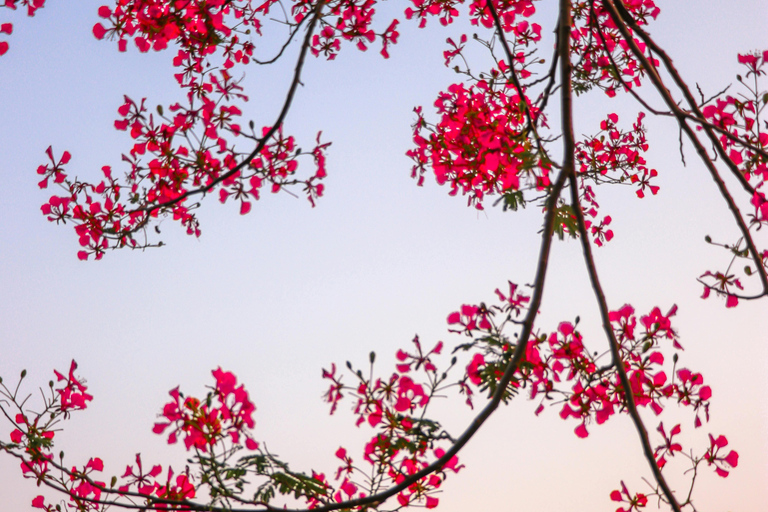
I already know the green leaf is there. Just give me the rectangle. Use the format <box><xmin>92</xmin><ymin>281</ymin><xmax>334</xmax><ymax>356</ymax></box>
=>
<box><xmin>553</xmin><ymin>204</ymin><xmax>578</xmax><ymax>241</ymax></box>
<box><xmin>498</xmin><ymin>189</ymin><xmax>526</xmax><ymax>212</ymax></box>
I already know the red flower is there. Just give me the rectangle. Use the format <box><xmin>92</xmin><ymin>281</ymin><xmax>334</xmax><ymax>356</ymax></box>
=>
<box><xmin>705</xmin><ymin>434</ymin><xmax>739</xmax><ymax>477</ymax></box>
<box><xmin>466</xmin><ymin>353</ymin><xmax>485</xmax><ymax>385</ymax></box>
<box><xmin>53</xmin><ymin>360</ymin><xmax>93</xmax><ymax>412</ymax></box>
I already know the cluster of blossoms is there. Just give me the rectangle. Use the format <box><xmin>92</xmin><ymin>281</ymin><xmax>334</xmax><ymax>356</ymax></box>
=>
<box><xmin>697</xmin><ymin>52</ymin><xmax>768</xmax><ymax>306</ymax></box>
<box><xmin>570</xmin><ymin>0</ymin><xmax>660</xmax><ymax>97</ymax></box>
<box><xmin>609</xmin><ymin>430</ymin><xmax>738</xmax><ymax>512</ymax></box>
<box><xmin>35</xmin><ymin>1</ymin><xmax>334</xmax><ymax>260</ymax></box>
<box><xmin>0</xmin><ymin>277</ymin><xmax>742</xmax><ymax>512</ymax></box>
<box><xmin>407</xmin><ymin>0</ymin><xmax>549</xmax><ymax>212</ymax></box>
<box><xmin>408</xmin><ymin>0</ymin><xmax>667</xmax><ymax>255</ymax></box>
<box><xmin>700</xmin><ymin>51</ymin><xmax>768</xmax><ymax>186</ymax></box>
<box><xmin>7</xmin><ymin>362</ymin><xmax>95</xmax><ymax>493</ymax></box>
<box><xmin>4</xmin><ymin>364</ymin><xmax>256</xmax><ymax>511</ymax></box>
<box><xmin>404</xmin><ymin>0</ymin><xmax>537</xmax><ymax>34</ymax></box>
<box><xmin>319</xmin><ymin>337</ymin><xmax>463</xmax><ymax>510</ymax></box>
<box><xmin>3</xmin><ymin>363</ymin><xmax>107</xmax><ymax>512</ymax></box>
<box><xmin>153</xmin><ymin>368</ymin><xmax>259</xmax><ymax>452</ymax></box>
<box><xmin>444</xmin><ymin>280</ymin><xmax>737</xmax><ymax>510</ymax></box>
<box><xmin>408</xmin><ymin>81</ymin><xmax>551</xmax><ymax>210</ymax></box>
<box><xmin>2</xmin><ymin>365</ymin><xmax>330</xmax><ymax>511</ymax></box>
<box><xmin>298</xmin><ymin>0</ymin><xmax>401</xmax><ymax>60</ymax></box>
<box><xmin>575</xmin><ymin>112</ymin><xmax>658</xmax><ymax>246</ymax></box>
<box><xmin>1</xmin><ymin>351</ymin><xmax>465</xmax><ymax>511</ymax></box>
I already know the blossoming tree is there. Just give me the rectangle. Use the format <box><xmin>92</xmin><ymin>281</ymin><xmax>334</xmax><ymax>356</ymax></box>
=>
<box><xmin>1</xmin><ymin>0</ymin><xmax>766</xmax><ymax>511</ymax></box>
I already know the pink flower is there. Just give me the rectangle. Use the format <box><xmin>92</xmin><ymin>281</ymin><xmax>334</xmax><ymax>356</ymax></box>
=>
<box><xmin>53</xmin><ymin>360</ymin><xmax>93</xmax><ymax>412</ymax></box>
<box><xmin>705</xmin><ymin>434</ymin><xmax>739</xmax><ymax>477</ymax></box>
<box><xmin>466</xmin><ymin>353</ymin><xmax>485</xmax><ymax>385</ymax></box>
<box><xmin>93</xmin><ymin>23</ymin><xmax>107</xmax><ymax>39</ymax></box>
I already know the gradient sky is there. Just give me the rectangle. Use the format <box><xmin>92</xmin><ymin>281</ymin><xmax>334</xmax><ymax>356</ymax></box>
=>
<box><xmin>1</xmin><ymin>1</ymin><xmax>767</xmax><ymax>511</ymax></box>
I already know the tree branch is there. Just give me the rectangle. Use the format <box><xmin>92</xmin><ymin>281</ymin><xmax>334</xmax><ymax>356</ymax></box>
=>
<box><xmin>560</xmin><ymin>1</ymin><xmax>682</xmax><ymax>509</ymax></box>
<box><xmin>129</xmin><ymin>0</ymin><xmax>325</xmax><ymax>219</ymax></box>
<box><xmin>602</xmin><ymin>0</ymin><xmax>768</xmax><ymax>297</ymax></box>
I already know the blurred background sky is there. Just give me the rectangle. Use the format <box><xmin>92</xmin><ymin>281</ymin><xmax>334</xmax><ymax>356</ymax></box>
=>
<box><xmin>1</xmin><ymin>1</ymin><xmax>767</xmax><ymax>511</ymax></box>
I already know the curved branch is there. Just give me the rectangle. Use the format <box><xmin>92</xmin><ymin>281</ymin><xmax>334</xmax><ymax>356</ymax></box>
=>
<box><xmin>253</xmin><ymin>18</ymin><xmax>307</xmax><ymax>65</ymax></box>
<box><xmin>602</xmin><ymin>0</ymin><xmax>768</xmax><ymax>296</ymax></box>
<box><xmin>612</xmin><ymin>1</ymin><xmax>768</xmax><ymax>188</ymax></box>
<box><xmin>129</xmin><ymin>0</ymin><xmax>325</xmax><ymax>220</ymax></box>
<box><xmin>1</xmin><ymin>161</ymin><xmax>570</xmax><ymax>512</ymax></box>
<box><xmin>270</xmin><ymin>162</ymin><xmax>570</xmax><ymax>512</ymax></box>
<box><xmin>568</xmin><ymin>170</ymin><xmax>684</xmax><ymax>512</ymax></box>
<box><xmin>696</xmin><ymin>279</ymin><xmax>767</xmax><ymax>301</ymax></box>
<box><xmin>587</xmin><ymin>2</ymin><xmax>669</xmax><ymax>117</ymax></box>
<box><xmin>561</xmin><ymin>1</ymin><xmax>682</xmax><ymax>509</ymax></box>
<box><xmin>3</xmin><ymin>9</ymin><xmax>575</xmax><ymax>509</ymax></box>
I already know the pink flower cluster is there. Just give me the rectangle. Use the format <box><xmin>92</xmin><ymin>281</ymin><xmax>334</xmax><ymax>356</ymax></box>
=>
<box><xmin>408</xmin><ymin>81</ymin><xmax>551</xmax><ymax>209</ymax></box>
<box><xmin>11</xmin><ymin>365</ymin><xmax>264</xmax><ymax>511</ymax></box>
<box><xmin>446</xmin><ymin>282</ymin><xmax>736</xmax><ymax>489</ymax></box>
<box><xmin>153</xmin><ymin>368</ymin><xmax>259</xmax><ymax>452</ymax></box>
<box><xmin>53</xmin><ymin>360</ymin><xmax>94</xmax><ymax>412</ymax></box>
<box><xmin>306</xmin><ymin>0</ymin><xmax>401</xmax><ymax>59</ymax></box>
<box><xmin>571</xmin><ymin>112</ymin><xmax>658</xmax><ymax>246</ymax></box>
<box><xmin>697</xmin><ymin>51</ymin><xmax>768</xmax><ymax>307</ymax></box>
<box><xmin>404</xmin><ymin>0</ymin><xmax>537</xmax><ymax>34</ymax></box>
<box><xmin>37</xmin><ymin>1</ymin><xmax>330</xmax><ymax>260</ymax></box>
<box><xmin>571</xmin><ymin>0</ymin><xmax>660</xmax><ymax>97</ymax></box>
<box><xmin>321</xmin><ymin>337</ymin><xmax>463</xmax><ymax>510</ymax></box>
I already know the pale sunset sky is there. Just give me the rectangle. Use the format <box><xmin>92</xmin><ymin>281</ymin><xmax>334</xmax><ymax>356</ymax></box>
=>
<box><xmin>1</xmin><ymin>2</ymin><xmax>766</xmax><ymax>511</ymax></box>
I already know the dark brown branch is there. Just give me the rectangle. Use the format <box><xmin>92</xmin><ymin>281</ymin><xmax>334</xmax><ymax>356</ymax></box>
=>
<box><xmin>587</xmin><ymin>2</ymin><xmax>669</xmax><ymax>117</ymax></box>
<box><xmin>562</xmin><ymin>2</ymin><xmax>682</xmax><ymax>510</ymax></box>
<box><xmin>696</xmin><ymin>278</ymin><xmax>767</xmax><ymax>301</ymax></box>
<box><xmin>255</xmin><ymin>152</ymin><xmax>570</xmax><ymax>512</ymax></box>
<box><xmin>568</xmin><ymin>173</ymin><xmax>684</xmax><ymax>512</ymax></box>
<box><xmin>611</xmin><ymin>1</ymin><xmax>766</xmax><ymax>190</ymax></box>
<box><xmin>602</xmin><ymin>0</ymin><xmax>768</xmax><ymax>296</ymax></box>
<box><xmin>254</xmin><ymin>19</ymin><xmax>307</xmax><ymax>65</ymax></box>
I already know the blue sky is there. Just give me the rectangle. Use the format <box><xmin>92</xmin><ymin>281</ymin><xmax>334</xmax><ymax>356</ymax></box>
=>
<box><xmin>1</xmin><ymin>1</ymin><xmax>766</xmax><ymax>511</ymax></box>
